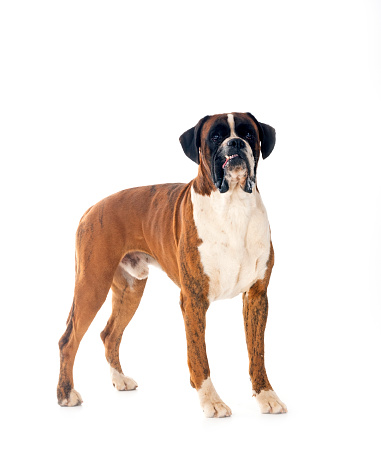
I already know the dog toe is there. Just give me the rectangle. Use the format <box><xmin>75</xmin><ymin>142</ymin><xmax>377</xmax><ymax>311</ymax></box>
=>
<box><xmin>255</xmin><ymin>390</ymin><xmax>287</xmax><ymax>414</ymax></box>
<box><xmin>110</xmin><ymin>367</ymin><xmax>138</xmax><ymax>391</ymax></box>
<box><xmin>59</xmin><ymin>389</ymin><xmax>83</xmax><ymax>407</ymax></box>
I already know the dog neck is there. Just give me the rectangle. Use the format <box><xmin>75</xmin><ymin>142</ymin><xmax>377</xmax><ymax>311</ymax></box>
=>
<box><xmin>192</xmin><ymin>157</ymin><xmax>216</xmax><ymax>196</ymax></box>
<box><xmin>192</xmin><ymin>155</ymin><xmax>259</xmax><ymax>201</ymax></box>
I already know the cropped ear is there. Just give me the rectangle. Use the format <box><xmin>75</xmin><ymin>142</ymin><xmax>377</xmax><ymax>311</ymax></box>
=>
<box><xmin>246</xmin><ymin>112</ymin><xmax>276</xmax><ymax>159</ymax></box>
<box><xmin>179</xmin><ymin>115</ymin><xmax>210</xmax><ymax>164</ymax></box>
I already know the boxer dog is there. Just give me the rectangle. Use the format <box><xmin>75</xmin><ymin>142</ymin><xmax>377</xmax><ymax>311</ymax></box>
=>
<box><xmin>57</xmin><ymin>112</ymin><xmax>287</xmax><ymax>417</ymax></box>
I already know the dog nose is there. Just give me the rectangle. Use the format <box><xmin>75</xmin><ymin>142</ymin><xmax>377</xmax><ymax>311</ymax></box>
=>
<box><xmin>227</xmin><ymin>138</ymin><xmax>245</xmax><ymax>149</ymax></box>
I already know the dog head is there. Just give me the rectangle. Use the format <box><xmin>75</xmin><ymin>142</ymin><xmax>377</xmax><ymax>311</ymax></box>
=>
<box><xmin>179</xmin><ymin>112</ymin><xmax>276</xmax><ymax>193</ymax></box>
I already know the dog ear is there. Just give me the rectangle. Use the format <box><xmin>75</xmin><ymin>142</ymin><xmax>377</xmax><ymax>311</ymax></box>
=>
<box><xmin>179</xmin><ymin>115</ymin><xmax>210</xmax><ymax>164</ymax></box>
<box><xmin>246</xmin><ymin>112</ymin><xmax>276</xmax><ymax>160</ymax></box>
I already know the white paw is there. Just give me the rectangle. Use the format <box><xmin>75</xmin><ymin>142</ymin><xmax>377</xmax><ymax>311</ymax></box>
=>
<box><xmin>110</xmin><ymin>367</ymin><xmax>138</xmax><ymax>391</ymax></box>
<box><xmin>198</xmin><ymin>377</ymin><xmax>232</xmax><ymax>418</ymax></box>
<box><xmin>59</xmin><ymin>389</ymin><xmax>83</xmax><ymax>407</ymax></box>
<box><xmin>202</xmin><ymin>400</ymin><xmax>232</xmax><ymax>418</ymax></box>
<box><xmin>255</xmin><ymin>390</ymin><xmax>287</xmax><ymax>414</ymax></box>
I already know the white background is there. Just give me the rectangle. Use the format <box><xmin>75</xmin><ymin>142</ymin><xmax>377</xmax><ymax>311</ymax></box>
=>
<box><xmin>1</xmin><ymin>1</ymin><xmax>380</xmax><ymax>453</ymax></box>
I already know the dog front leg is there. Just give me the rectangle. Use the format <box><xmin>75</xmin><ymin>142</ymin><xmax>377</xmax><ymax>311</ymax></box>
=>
<box><xmin>180</xmin><ymin>291</ymin><xmax>231</xmax><ymax>418</ymax></box>
<box><xmin>243</xmin><ymin>285</ymin><xmax>287</xmax><ymax>414</ymax></box>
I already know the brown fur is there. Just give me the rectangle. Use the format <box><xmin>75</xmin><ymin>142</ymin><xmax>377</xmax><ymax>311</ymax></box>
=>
<box><xmin>57</xmin><ymin>182</ymin><xmax>210</xmax><ymax>402</ymax></box>
<box><xmin>57</xmin><ymin>113</ymin><xmax>277</xmax><ymax>410</ymax></box>
<box><xmin>194</xmin><ymin>113</ymin><xmax>261</xmax><ymax>196</ymax></box>
<box><xmin>100</xmin><ymin>266</ymin><xmax>147</xmax><ymax>374</ymax></box>
<box><xmin>243</xmin><ymin>243</ymin><xmax>275</xmax><ymax>395</ymax></box>
<box><xmin>179</xmin><ymin>195</ymin><xmax>211</xmax><ymax>389</ymax></box>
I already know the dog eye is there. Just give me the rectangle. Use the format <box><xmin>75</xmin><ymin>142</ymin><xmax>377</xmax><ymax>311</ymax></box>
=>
<box><xmin>245</xmin><ymin>132</ymin><xmax>254</xmax><ymax>140</ymax></box>
<box><xmin>211</xmin><ymin>134</ymin><xmax>220</xmax><ymax>142</ymax></box>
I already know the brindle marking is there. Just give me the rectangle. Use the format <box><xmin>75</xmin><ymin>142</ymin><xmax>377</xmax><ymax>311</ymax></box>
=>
<box><xmin>57</xmin><ymin>183</ymin><xmax>199</xmax><ymax>404</ymax></box>
<box><xmin>243</xmin><ymin>243</ymin><xmax>274</xmax><ymax>395</ymax></box>
<box><xmin>58</xmin><ymin>112</ymin><xmax>284</xmax><ymax>416</ymax></box>
<box><xmin>100</xmin><ymin>266</ymin><xmax>147</xmax><ymax>374</ymax></box>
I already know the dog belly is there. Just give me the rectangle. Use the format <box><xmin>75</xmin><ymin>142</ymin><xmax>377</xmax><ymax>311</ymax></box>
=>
<box><xmin>119</xmin><ymin>252</ymin><xmax>160</xmax><ymax>280</ymax></box>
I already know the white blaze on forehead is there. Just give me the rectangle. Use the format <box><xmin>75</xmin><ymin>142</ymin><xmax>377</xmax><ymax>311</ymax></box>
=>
<box><xmin>225</xmin><ymin>113</ymin><xmax>254</xmax><ymax>178</ymax></box>
<box><xmin>227</xmin><ymin>113</ymin><xmax>238</xmax><ymax>137</ymax></box>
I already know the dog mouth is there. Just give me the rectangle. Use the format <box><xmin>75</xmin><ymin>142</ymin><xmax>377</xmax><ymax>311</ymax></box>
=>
<box><xmin>213</xmin><ymin>151</ymin><xmax>254</xmax><ymax>194</ymax></box>
<box><xmin>222</xmin><ymin>154</ymin><xmax>239</xmax><ymax>169</ymax></box>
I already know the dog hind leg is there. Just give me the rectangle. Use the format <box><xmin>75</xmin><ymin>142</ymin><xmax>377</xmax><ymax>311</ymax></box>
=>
<box><xmin>100</xmin><ymin>265</ymin><xmax>147</xmax><ymax>391</ymax></box>
<box><xmin>57</xmin><ymin>271</ymin><xmax>113</xmax><ymax>406</ymax></box>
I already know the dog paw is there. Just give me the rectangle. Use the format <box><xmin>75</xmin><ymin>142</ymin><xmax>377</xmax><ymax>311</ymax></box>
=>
<box><xmin>110</xmin><ymin>367</ymin><xmax>138</xmax><ymax>391</ymax></box>
<box><xmin>198</xmin><ymin>377</ymin><xmax>232</xmax><ymax>418</ymax></box>
<box><xmin>202</xmin><ymin>400</ymin><xmax>232</xmax><ymax>418</ymax></box>
<box><xmin>255</xmin><ymin>390</ymin><xmax>287</xmax><ymax>414</ymax></box>
<box><xmin>59</xmin><ymin>389</ymin><xmax>83</xmax><ymax>407</ymax></box>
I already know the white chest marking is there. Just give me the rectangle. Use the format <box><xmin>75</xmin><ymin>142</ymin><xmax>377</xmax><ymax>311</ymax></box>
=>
<box><xmin>191</xmin><ymin>186</ymin><xmax>271</xmax><ymax>302</ymax></box>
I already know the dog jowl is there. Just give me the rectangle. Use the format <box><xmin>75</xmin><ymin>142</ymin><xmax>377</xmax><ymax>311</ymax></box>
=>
<box><xmin>57</xmin><ymin>112</ymin><xmax>287</xmax><ymax>417</ymax></box>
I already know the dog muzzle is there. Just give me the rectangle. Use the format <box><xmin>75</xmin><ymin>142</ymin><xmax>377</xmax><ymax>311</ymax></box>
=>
<box><xmin>213</xmin><ymin>151</ymin><xmax>254</xmax><ymax>194</ymax></box>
